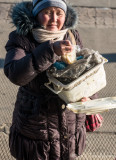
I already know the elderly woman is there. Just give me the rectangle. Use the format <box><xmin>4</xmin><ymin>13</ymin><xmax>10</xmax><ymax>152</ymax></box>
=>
<box><xmin>4</xmin><ymin>0</ymin><xmax>97</xmax><ymax>160</ymax></box>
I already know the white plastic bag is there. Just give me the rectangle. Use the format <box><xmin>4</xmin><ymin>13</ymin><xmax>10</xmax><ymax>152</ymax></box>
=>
<box><xmin>67</xmin><ymin>97</ymin><xmax>116</xmax><ymax>114</ymax></box>
<box><xmin>61</xmin><ymin>45</ymin><xmax>80</xmax><ymax>64</ymax></box>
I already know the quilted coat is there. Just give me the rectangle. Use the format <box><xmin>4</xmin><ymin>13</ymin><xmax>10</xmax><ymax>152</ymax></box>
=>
<box><xmin>4</xmin><ymin>1</ymin><xmax>97</xmax><ymax>160</ymax></box>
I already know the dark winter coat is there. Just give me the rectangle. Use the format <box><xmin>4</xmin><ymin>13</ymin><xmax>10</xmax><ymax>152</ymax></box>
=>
<box><xmin>4</xmin><ymin>2</ymin><xmax>97</xmax><ymax>160</ymax></box>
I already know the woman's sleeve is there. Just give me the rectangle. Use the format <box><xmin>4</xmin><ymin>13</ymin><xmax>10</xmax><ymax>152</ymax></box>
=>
<box><xmin>4</xmin><ymin>31</ymin><xmax>59</xmax><ymax>86</ymax></box>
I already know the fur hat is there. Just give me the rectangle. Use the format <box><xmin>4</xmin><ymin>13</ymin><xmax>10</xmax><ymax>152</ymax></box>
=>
<box><xmin>10</xmin><ymin>1</ymin><xmax>78</xmax><ymax>35</ymax></box>
<box><xmin>32</xmin><ymin>0</ymin><xmax>67</xmax><ymax>17</ymax></box>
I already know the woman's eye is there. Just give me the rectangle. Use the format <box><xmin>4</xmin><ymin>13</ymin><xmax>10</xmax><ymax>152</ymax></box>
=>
<box><xmin>44</xmin><ymin>10</ymin><xmax>64</xmax><ymax>16</ymax></box>
<box><xmin>57</xmin><ymin>12</ymin><xmax>63</xmax><ymax>16</ymax></box>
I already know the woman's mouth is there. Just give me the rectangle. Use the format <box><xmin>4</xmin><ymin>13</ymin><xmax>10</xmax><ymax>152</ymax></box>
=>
<box><xmin>47</xmin><ymin>25</ymin><xmax>58</xmax><ymax>31</ymax></box>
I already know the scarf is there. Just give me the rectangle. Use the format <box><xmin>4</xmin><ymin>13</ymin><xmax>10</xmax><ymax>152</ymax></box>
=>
<box><xmin>32</xmin><ymin>28</ymin><xmax>68</xmax><ymax>43</ymax></box>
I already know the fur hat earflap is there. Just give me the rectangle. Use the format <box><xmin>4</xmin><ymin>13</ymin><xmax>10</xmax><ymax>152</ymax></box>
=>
<box><xmin>10</xmin><ymin>1</ymin><xmax>35</xmax><ymax>36</ymax></box>
<box><xmin>65</xmin><ymin>5</ymin><xmax>78</xmax><ymax>29</ymax></box>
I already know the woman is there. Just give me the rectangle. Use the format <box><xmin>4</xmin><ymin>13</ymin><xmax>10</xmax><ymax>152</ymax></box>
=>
<box><xmin>4</xmin><ymin>0</ymin><xmax>97</xmax><ymax>160</ymax></box>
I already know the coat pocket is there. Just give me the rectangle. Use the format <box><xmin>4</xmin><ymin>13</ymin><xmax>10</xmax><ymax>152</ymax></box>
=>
<box><xmin>18</xmin><ymin>94</ymin><xmax>41</xmax><ymax>116</ymax></box>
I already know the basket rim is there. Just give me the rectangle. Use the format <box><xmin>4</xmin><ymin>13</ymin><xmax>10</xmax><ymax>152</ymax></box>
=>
<box><xmin>47</xmin><ymin>59</ymin><xmax>106</xmax><ymax>90</ymax></box>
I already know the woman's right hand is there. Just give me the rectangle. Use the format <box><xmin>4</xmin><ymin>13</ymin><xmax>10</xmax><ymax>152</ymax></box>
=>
<box><xmin>53</xmin><ymin>40</ymin><xmax>73</xmax><ymax>56</ymax></box>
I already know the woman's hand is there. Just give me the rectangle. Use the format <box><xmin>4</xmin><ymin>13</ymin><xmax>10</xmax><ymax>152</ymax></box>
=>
<box><xmin>81</xmin><ymin>97</ymin><xmax>91</xmax><ymax>102</ymax></box>
<box><xmin>53</xmin><ymin>40</ymin><xmax>73</xmax><ymax>56</ymax></box>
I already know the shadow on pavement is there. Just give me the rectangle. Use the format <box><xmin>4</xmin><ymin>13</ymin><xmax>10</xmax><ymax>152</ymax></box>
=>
<box><xmin>102</xmin><ymin>53</ymin><xmax>116</xmax><ymax>62</ymax></box>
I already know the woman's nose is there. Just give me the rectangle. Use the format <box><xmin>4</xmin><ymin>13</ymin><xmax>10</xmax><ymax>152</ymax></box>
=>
<box><xmin>50</xmin><ymin>13</ymin><xmax>57</xmax><ymax>22</ymax></box>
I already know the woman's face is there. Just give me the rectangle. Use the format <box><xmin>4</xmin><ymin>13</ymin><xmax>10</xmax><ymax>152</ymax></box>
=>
<box><xmin>37</xmin><ymin>7</ymin><xmax>66</xmax><ymax>31</ymax></box>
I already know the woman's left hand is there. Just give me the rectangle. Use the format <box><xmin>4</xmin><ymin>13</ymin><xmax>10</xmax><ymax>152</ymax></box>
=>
<box><xmin>81</xmin><ymin>97</ymin><xmax>91</xmax><ymax>102</ymax></box>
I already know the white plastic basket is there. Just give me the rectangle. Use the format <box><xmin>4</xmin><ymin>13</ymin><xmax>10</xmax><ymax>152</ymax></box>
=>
<box><xmin>45</xmin><ymin>58</ymin><xmax>108</xmax><ymax>103</ymax></box>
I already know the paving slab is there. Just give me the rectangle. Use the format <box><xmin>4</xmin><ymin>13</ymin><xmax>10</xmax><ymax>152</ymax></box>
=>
<box><xmin>68</xmin><ymin>0</ymin><xmax>116</xmax><ymax>8</ymax></box>
<box><xmin>0</xmin><ymin>133</ymin><xmax>15</xmax><ymax>160</ymax></box>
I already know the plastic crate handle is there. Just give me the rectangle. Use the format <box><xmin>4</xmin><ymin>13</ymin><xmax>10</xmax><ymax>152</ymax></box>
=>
<box><xmin>44</xmin><ymin>81</ymin><xmax>63</xmax><ymax>94</ymax></box>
